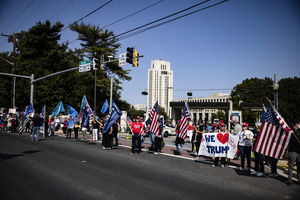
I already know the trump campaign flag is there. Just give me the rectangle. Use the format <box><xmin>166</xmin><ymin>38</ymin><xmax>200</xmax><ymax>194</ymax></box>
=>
<box><xmin>149</xmin><ymin>100</ymin><xmax>159</xmax><ymax>136</ymax></box>
<box><xmin>19</xmin><ymin>104</ymin><xmax>34</xmax><ymax>133</ymax></box>
<box><xmin>103</xmin><ymin>100</ymin><xmax>122</xmax><ymax>133</ymax></box>
<box><xmin>178</xmin><ymin>101</ymin><xmax>190</xmax><ymax>139</ymax></box>
<box><xmin>51</xmin><ymin>101</ymin><xmax>65</xmax><ymax>117</ymax></box>
<box><xmin>199</xmin><ymin>132</ymin><xmax>239</xmax><ymax>159</ymax></box>
<box><xmin>24</xmin><ymin>103</ymin><xmax>34</xmax><ymax>117</ymax></box>
<box><xmin>254</xmin><ymin>105</ymin><xmax>292</xmax><ymax>159</ymax></box>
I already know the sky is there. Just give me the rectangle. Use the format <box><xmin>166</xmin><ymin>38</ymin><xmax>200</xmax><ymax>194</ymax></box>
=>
<box><xmin>0</xmin><ymin>0</ymin><xmax>299</xmax><ymax>107</ymax></box>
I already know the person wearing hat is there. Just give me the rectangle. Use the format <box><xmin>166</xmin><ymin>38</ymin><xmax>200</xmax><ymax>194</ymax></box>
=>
<box><xmin>237</xmin><ymin>122</ymin><xmax>254</xmax><ymax>170</ymax></box>
<box><xmin>286</xmin><ymin>119</ymin><xmax>300</xmax><ymax>186</ymax></box>
<box><xmin>130</xmin><ymin>116</ymin><xmax>144</xmax><ymax>155</ymax></box>
<box><xmin>251</xmin><ymin>122</ymin><xmax>265</xmax><ymax>176</ymax></box>
<box><xmin>212</xmin><ymin>123</ymin><xmax>227</xmax><ymax>168</ymax></box>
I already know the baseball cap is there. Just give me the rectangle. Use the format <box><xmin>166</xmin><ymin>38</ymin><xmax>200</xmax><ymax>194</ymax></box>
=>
<box><xmin>243</xmin><ymin>122</ymin><xmax>249</xmax><ymax>127</ymax></box>
<box><xmin>220</xmin><ymin>123</ymin><xmax>225</xmax><ymax>127</ymax></box>
<box><xmin>137</xmin><ymin>116</ymin><xmax>140</xmax><ymax>119</ymax></box>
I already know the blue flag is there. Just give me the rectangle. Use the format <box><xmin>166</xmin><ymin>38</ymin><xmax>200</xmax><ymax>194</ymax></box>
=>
<box><xmin>101</xmin><ymin>100</ymin><xmax>109</xmax><ymax>114</ymax></box>
<box><xmin>51</xmin><ymin>101</ymin><xmax>65</xmax><ymax>117</ymax></box>
<box><xmin>80</xmin><ymin>95</ymin><xmax>88</xmax><ymax>112</ymax></box>
<box><xmin>66</xmin><ymin>104</ymin><xmax>78</xmax><ymax>119</ymax></box>
<box><xmin>103</xmin><ymin>100</ymin><xmax>122</xmax><ymax>133</ymax></box>
<box><xmin>24</xmin><ymin>103</ymin><xmax>34</xmax><ymax>117</ymax></box>
<box><xmin>260</xmin><ymin>104</ymin><xmax>267</xmax><ymax>122</ymax></box>
<box><xmin>67</xmin><ymin>117</ymin><xmax>78</xmax><ymax>129</ymax></box>
<box><xmin>39</xmin><ymin>106</ymin><xmax>45</xmax><ymax>117</ymax></box>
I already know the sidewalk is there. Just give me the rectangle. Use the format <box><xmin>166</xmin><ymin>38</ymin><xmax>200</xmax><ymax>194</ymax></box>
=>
<box><xmin>51</xmin><ymin>130</ymin><xmax>297</xmax><ymax>181</ymax></box>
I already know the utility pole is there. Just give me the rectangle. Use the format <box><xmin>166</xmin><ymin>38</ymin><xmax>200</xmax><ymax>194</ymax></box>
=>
<box><xmin>13</xmin><ymin>32</ymin><xmax>16</xmax><ymax>109</ymax></box>
<box><xmin>1</xmin><ymin>32</ymin><xmax>16</xmax><ymax>109</ymax></box>
<box><xmin>273</xmin><ymin>74</ymin><xmax>279</xmax><ymax>110</ymax></box>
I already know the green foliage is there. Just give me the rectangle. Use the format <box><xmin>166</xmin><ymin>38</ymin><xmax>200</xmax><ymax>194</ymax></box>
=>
<box><xmin>211</xmin><ymin>111</ymin><xmax>227</xmax><ymax>124</ymax></box>
<box><xmin>0</xmin><ymin>20</ymin><xmax>132</xmax><ymax>115</ymax></box>
<box><xmin>230</xmin><ymin>76</ymin><xmax>299</xmax><ymax>125</ymax></box>
<box><xmin>158</xmin><ymin>105</ymin><xmax>167</xmax><ymax>121</ymax></box>
<box><xmin>127</xmin><ymin>107</ymin><xmax>146</xmax><ymax>120</ymax></box>
<box><xmin>69</xmin><ymin>22</ymin><xmax>132</xmax><ymax>114</ymax></box>
<box><xmin>230</xmin><ymin>77</ymin><xmax>274</xmax><ymax>123</ymax></box>
<box><xmin>0</xmin><ymin>51</ymin><xmax>13</xmax><ymax>109</ymax></box>
<box><xmin>278</xmin><ymin>77</ymin><xmax>300</xmax><ymax>125</ymax></box>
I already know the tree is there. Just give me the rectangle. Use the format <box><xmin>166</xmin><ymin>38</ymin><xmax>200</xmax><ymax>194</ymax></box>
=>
<box><xmin>0</xmin><ymin>51</ymin><xmax>13</xmax><ymax>110</ymax></box>
<box><xmin>158</xmin><ymin>105</ymin><xmax>167</xmax><ymax>122</ymax></box>
<box><xmin>69</xmin><ymin>22</ymin><xmax>132</xmax><ymax>114</ymax></box>
<box><xmin>230</xmin><ymin>77</ymin><xmax>274</xmax><ymax>125</ymax></box>
<box><xmin>127</xmin><ymin>107</ymin><xmax>146</xmax><ymax>120</ymax></box>
<box><xmin>8</xmin><ymin>20</ymin><xmax>78</xmax><ymax>113</ymax></box>
<box><xmin>211</xmin><ymin>111</ymin><xmax>227</xmax><ymax>125</ymax></box>
<box><xmin>278</xmin><ymin>77</ymin><xmax>300</xmax><ymax>125</ymax></box>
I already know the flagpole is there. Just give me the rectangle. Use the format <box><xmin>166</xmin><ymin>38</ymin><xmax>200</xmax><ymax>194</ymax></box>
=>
<box><xmin>266</xmin><ymin>97</ymin><xmax>300</xmax><ymax>144</ymax></box>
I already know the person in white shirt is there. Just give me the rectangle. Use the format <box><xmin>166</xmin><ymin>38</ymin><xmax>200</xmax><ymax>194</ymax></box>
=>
<box><xmin>237</xmin><ymin>122</ymin><xmax>254</xmax><ymax>171</ymax></box>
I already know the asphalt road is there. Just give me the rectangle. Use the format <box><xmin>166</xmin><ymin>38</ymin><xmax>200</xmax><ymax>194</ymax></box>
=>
<box><xmin>0</xmin><ymin>131</ymin><xmax>299</xmax><ymax>200</ymax></box>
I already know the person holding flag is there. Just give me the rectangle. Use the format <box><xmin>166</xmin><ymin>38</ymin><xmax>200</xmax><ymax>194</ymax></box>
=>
<box><xmin>30</xmin><ymin>113</ymin><xmax>44</xmax><ymax>142</ymax></box>
<box><xmin>130</xmin><ymin>116</ymin><xmax>144</xmax><ymax>155</ymax></box>
<box><xmin>286</xmin><ymin>119</ymin><xmax>300</xmax><ymax>186</ymax></box>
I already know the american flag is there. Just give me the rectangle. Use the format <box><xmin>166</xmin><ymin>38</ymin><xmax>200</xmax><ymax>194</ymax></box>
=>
<box><xmin>78</xmin><ymin>111</ymin><xmax>84</xmax><ymax>122</ymax></box>
<box><xmin>126</xmin><ymin>117</ymin><xmax>133</xmax><ymax>126</ymax></box>
<box><xmin>178</xmin><ymin>101</ymin><xmax>190</xmax><ymax>139</ymax></box>
<box><xmin>149</xmin><ymin>100</ymin><xmax>159</xmax><ymax>136</ymax></box>
<box><xmin>254</xmin><ymin>105</ymin><xmax>292</xmax><ymax>159</ymax></box>
<box><xmin>185</xmin><ymin>101</ymin><xmax>191</xmax><ymax>120</ymax></box>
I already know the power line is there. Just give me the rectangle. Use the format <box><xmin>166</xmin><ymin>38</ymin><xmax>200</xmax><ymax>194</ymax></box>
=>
<box><xmin>1</xmin><ymin>0</ymin><xmax>34</xmax><ymax>34</ymax></box>
<box><xmin>118</xmin><ymin>0</ymin><xmax>228</xmax><ymax>40</ymax></box>
<box><xmin>13</xmin><ymin>0</ymin><xmax>48</xmax><ymax>32</ymax></box>
<box><xmin>68</xmin><ymin>0</ymin><xmax>164</xmax><ymax>45</ymax></box>
<box><xmin>49</xmin><ymin>0</ymin><xmax>74</xmax><ymax>20</ymax></box>
<box><xmin>61</xmin><ymin>0</ymin><xmax>113</xmax><ymax>31</ymax></box>
<box><xmin>13</xmin><ymin>0</ymin><xmax>229</xmax><ymax>72</ymax></box>
<box><xmin>102</xmin><ymin>0</ymin><xmax>164</xmax><ymax>29</ymax></box>
<box><xmin>116</xmin><ymin>0</ymin><xmax>209</xmax><ymax>38</ymax></box>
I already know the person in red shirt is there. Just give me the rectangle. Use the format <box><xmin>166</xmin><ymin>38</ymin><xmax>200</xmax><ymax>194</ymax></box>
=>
<box><xmin>130</xmin><ymin>116</ymin><xmax>144</xmax><ymax>155</ymax></box>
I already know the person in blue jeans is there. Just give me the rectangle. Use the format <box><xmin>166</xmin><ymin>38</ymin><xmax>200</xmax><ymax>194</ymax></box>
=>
<box><xmin>237</xmin><ymin>122</ymin><xmax>254</xmax><ymax>170</ymax></box>
<box><xmin>149</xmin><ymin>130</ymin><xmax>156</xmax><ymax>151</ymax></box>
<box><xmin>30</xmin><ymin>113</ymin><xmax>44</xmax><ymax>142</ymax></box>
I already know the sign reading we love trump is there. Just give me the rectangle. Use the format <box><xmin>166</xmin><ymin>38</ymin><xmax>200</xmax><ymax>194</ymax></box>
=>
<box><xmin>198</xmin><ymin>132</ymin><xmax>239</xmax><ymax>159</ymax></box>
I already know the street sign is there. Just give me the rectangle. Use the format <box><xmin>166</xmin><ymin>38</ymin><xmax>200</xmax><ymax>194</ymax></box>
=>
<box><xmin>79</xmin><ymin>59</ymin><xmax>91</xmax><ymax>72</ymax></box>
<box><xmin>119</xmin><ymin>53</ymin><xmax>126</xmax><ymax>66</ymax></box>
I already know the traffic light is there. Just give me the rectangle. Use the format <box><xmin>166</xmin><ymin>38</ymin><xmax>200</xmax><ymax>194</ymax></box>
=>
<box><xmin>133</xmin><ymin>50</ymin><xmax>139</xmax><ymax>67</ymax></box>
<box><xmin>93</xmin><ymin>55</ymin><xmax>101</xmax><ymax>69</ymax></box>
<box><xmin>126</xmin><ymin>47</ymin><xmax>134</xmax><ymax>65</ymax></box>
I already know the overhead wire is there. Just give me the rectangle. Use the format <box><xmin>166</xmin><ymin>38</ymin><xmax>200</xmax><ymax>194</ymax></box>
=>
<box><xmin>1</xmin><ymin>0</ymin><xmax>34</xmax><ymax>34</ymax></box>
<box><xmin>61</xmin><ymin>0</ymin><xmax>113</xmax><ymax>31</ymax></box>
<box><xmin>14</xmin><ymin>0</ymin><xmax>229</xmax><ymax>72</ymax></box>
<box><xmin>49</xmin><ymin>0</ymin><xmax>74</xmax><ymax>20</ymax></box>
<box><xmin>13</xmin><ymin>0</ymin><xmax>48</xmax><ymax>32</ymax></box>
<box><xmin>68</xmin><ymin>0</ymin><xmax>165</xmax><ymax>44</ymax></box>
<box><xmin>118</xmin><ymin>0</ymin><xmax>228</xmax><ymax>41</ymax></box>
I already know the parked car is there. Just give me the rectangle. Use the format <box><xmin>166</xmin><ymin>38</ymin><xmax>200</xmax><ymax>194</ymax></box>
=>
<box><xmin>163</xmin><ymin>125</ymin><xmax>176</xmax><ymax>137</ymax></box>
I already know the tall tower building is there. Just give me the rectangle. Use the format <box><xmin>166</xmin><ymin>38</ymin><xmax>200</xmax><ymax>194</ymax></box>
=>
<box><xmin>147</xmin><ymin>59</ymin><xmax>173</xmax><ymax>119</ymax></box>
